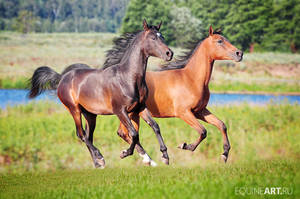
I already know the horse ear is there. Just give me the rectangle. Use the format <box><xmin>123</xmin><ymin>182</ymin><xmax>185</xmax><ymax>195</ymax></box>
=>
<box><xmin>156</xmin><ymin>21</ymin><xmax>162</xmax><ymax>31</ymax></box>
<box><xmin>209</xmin><ymin>25</ymin><xmax>213</xmax><ymax>36</ymax></box>
<box><xmin>143</xmin><ymin>19</ymin><xmax>149</xmax><ymax>31</ymax></box>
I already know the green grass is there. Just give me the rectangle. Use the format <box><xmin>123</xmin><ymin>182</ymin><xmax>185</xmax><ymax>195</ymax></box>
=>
<box><xmin>0</xmin><ymin>102</ymin><xmax>299</xmax><ymax>172</ymax></box>
<box><xmin>210</xmin><ymin>81</ymin><xmax>300</xmax><ymax>93</ymax></box>
<box><xmin>0</xmin><ymin>77</ymin><xmax>29</xmax><ymax>89</ymax></box>
<box><xmin>0</xmin><ymin>102</ymin><xmax>299</xmax><ymax>198</ymax></box>
<box><xmin>0</xmin><ymin>160</ymin><xmax>298</xmax><ymax>199</ymax></box>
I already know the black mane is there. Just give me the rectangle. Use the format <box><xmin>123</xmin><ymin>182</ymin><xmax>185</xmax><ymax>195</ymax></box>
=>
<box><xmin>160</xmin><ymin>29</ymin><xmax>222</xmax><ymax>71</ymax></box>
<box><xmin>103</xmin><ymin>26</ymin><xmax>161</xmax><ymax>69</ymax></box>
<box><xmin>103</xmin><ymin>31</ymin><xmax>141</xmax><ymax>69</ymax></box>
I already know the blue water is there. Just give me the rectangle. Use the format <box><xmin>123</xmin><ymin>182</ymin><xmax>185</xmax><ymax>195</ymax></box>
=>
<box><xmin>0</xmin><ymin>89</ymin><xmax>299</xmax><ymax>109</ymax></box>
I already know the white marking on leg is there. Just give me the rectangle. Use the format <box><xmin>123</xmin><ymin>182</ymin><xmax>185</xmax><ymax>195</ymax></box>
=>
<box><xmin>139</xmin><ymin>153</ymin><xmax>151</xmax><ymax>163</ymax></box>
<box><xmin>139</xmin><ymin>153</ymin><xmax>157</xmax><ymax>167</ymax></box>
<box><xmin>150</xmin><ymin>160</ymin><xmax>157</xmax><ymax>167</ymax></box>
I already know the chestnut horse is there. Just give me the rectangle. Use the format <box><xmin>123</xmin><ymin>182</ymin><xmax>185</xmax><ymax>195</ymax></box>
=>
<box><xmin>117</xmin><ymin>26</ymin><xmax>243</xmax><ymax>164</ymax></box>
<box><xmin>28</xmin><ymin>20</ymin><xmax>173</xmax><ymax>168</ymax></box>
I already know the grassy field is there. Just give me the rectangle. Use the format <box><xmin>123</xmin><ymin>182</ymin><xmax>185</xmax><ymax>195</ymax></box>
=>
<box><xmin>0</xmin><ymin>160</ymin><xmax>298</xmax><ymax>199</ymax></box>
<box><xmin>0</xmin><ymin>102</ymin><xmax>299</xmax><ymax>198</ymax></box>
<box><xmin>0</xmin><ymin>32</ymin><xmax>299</xmax><ymax>93</ymax></box>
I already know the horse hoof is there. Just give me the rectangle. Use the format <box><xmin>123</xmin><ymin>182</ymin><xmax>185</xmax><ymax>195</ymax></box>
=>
<box><xmin>178</xmin><ymin>142</ymin><xmax>187</xmax><ymax>149</ymax></box>
<box><xmin>95</xmin><ymin>158</ymin><xmax>105</xmax><ymax>169</ymax></box>
<box><xmin>120</xmin><ymin>150</ymin><xmax>128</xmax><ymax>159</ymax></box>
<box><xmin>221</xmin><ymin>154</ymin><xmax>228</xmax><ymax>163</ymax></box>
<box><xmin>161</xmin><ymin>157</ymin><xmax>169</xmax><ymax>165</ymax></box>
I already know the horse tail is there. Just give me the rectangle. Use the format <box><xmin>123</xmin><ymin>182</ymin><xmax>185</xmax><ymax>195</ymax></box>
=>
<box><xmin>28</xmin><ymin>66</ymin><xmax>62</xmax><ymax>98</ymax></box>
<box><xmin>28</xmin><ymin>63</ymin><xmax>92</xmax><ymax>98</ymax></box>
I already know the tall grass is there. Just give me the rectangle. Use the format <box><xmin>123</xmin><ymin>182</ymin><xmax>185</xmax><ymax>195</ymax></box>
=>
<box><xmin>0</xmin><ymin>102</ymin><xmax>299</xmax><ymax>173</ymax></box>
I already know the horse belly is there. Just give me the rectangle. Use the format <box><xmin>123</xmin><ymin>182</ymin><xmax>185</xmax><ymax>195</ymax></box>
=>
<box><xmin>78</xmin><ymin>87</ymin><xmax>114</xmax><ymax>115</ymax></box>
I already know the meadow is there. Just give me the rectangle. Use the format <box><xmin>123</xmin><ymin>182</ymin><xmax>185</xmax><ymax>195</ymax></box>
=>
<box><xmin>0</xmin><ymin>32</ymin><xmax>299</xmax><ymax>93</ymax></box>
<box><xmin>0</xmin><ymin>102</ymin><xmax>299</xmax><ymax>198</ymax></box>
<box><xmin>0</xmin><ymin>32</ymin><xmax>300</xmax><ymax>198</ymax></box>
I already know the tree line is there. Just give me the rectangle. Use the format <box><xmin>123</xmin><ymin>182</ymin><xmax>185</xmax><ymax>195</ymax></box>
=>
<box><xmin>0</xmin><ymin>0</ymin><xmax>299</xmax><ymax>52</ymax></box>
<box><xmin>122</xmin><ymin>0</ymin><xmax>300</xmax><ymax>52</ymax></box>
<box><xmin>0</xmin><ymin>0</ymin><xmax>129</xmax><ymax>33</ymax></box>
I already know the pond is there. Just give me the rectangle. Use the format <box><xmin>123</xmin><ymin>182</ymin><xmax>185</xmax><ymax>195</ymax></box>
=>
<box><xmin>0</xmin><ymin>89</ymin><xmax>299</xmax><ymax>109</ymax></box>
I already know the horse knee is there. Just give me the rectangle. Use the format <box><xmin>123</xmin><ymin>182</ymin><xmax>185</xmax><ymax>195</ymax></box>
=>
<box><xmin>218</xmin><ymin>121</ymin><xmax>227</xmax><ymax>133</ymax></box>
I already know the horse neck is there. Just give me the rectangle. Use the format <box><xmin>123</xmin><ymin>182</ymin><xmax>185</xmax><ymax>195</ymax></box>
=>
<box><xmin>121</xmin><ymin>37</ymin><xmax>148</xmax><ymax>79</ymax></box>
<box><xmin>183</xmin><ymin>40</ymin><xmax>214</xmax><ymax>87</ymax></box>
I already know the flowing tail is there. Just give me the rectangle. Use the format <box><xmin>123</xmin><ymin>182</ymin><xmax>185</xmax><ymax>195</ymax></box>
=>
<box><xmin>28</xmin><ymin>66</ymin><xmax>61</xmax><ymax>98</ymax></box>
<box><xmin>28</xmin><ymin>63</ymin><xmax>91</xmax><ymax>98</ymax></box>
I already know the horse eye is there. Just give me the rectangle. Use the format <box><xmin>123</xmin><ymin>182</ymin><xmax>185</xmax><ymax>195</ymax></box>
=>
<box><xmin>217</xmin><ymin>40</ymin><xmax>223</xmax><ymax>44</ymax></box>
<box><xmin>152</xmin><ymin>37</ymin><xmax>156</xmax><ymax>40</ymax></box>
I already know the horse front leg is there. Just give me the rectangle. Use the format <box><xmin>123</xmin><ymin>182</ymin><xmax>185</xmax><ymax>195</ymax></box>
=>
<box><xmin>177</xmin><ymin>110</ymin><xmax>207</xmax><ymax>152</ymax></box>
<box><xmin>195</xmin><ymin>108</ymin><xmax>230</xmax><ymax>163</ymax></box>
<box><xmin>117</xmin><ymin>109</ymin><xmax>140</xmax><ymax>159</ymax></box>
<box><xmin>117</xmin><ymin>116</ymin><xmax>157</xmax><ymax>166</ymax></box>
<box><xmin>139</xmin><ymin>108</ymin><xmax>169</xmax><ymax>165</ymax></box>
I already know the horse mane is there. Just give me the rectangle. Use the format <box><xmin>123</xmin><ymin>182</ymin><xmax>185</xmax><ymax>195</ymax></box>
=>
<box><xmin>160</xmin><ymin>29</ymin><xmax>222</xmax><ymax>71</ymax></box>
<box><xmin>160</xmin><ymin>40</ymin><xmax>202</xmax><ymax>71</ymax></box>
<box><xmin>103</xmin><ymin>25</ymin><xmax>161</xmax><ymax>69</ymax></box>
<box><xmin>102</xmin><ymin>31</ymin><xmax>141</xmax><ymax>69</ymax></box>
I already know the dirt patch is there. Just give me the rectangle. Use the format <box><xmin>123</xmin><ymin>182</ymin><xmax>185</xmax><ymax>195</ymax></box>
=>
<box><xmin>265</xmin><ymin>64</ymin><xmax>300</xmax><ymax>78</ymax></box>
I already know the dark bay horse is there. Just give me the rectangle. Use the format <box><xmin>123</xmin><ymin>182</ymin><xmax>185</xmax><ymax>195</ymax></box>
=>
<box><xmin>28</xmin><ymin>20</ymin><xmax>173</xmax><ymax>168</ymax></box>
<box><xmin>117</xmin><ymin>26</ymin><xmax>243</xmax><ymax>163</ymax></box>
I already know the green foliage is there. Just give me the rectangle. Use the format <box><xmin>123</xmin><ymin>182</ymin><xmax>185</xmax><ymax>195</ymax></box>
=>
<box><xmin>0</xmin><ymin>0</ymin><xmax>129</xmax><ymax>33</ymax></box>
<box><xmin>1</xmin><ymin>0</ymin><xmax>300</xmax><ymax>51</ymax></box>
<box><xmin>0</xmin><ymin>77</ymin><xmax>29</xmax><ymax>89</ymax></box>
<box><xmin>186</xmin><ymin>0</ymin><xmax>300</xmax><ymax>52</ymax></box>
<box><xmin>263</xmin><ymin>0</ymin><xmax>300</xmax><ymax>52</ymax></box>
<box><xmin>169</xmin><ymin>6</ymin><xmax>203</xmax><ymax>46</ymax></box>
<box><xmin>223</xmin><ymin>0</ymin><xmax>273</xmax><ymax>51</ymax></box>
<box><xmin>11</xmin><ymin>10</ymin><xmax>37</xmax><ymax>33</ymax></box>
<box><xmin>121</xmin><ymin>0</ymin><xmax>175</xmax><ymax>45</ymax></box>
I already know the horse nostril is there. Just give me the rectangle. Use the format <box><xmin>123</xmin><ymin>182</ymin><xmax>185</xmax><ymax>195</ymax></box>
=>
<box><xmin>166</xmin><ymin>51</ymin><xmax>170</xmax><ymax>56</ymax></box>
<box><xmin>236</xmin><ymin>51</ymin><xmax>242</xmax><ymax>57</ymax></box>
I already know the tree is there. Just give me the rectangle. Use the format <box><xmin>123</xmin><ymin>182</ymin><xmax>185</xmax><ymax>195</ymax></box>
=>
<box><xmin>170</xmin><ymin>6</ymin><xmax>204</xmax><ymax>46</ymax></box>
<box><xmin>121</xmin><ymin>0</ymin><xmax>175</xmax><ymax>45</ymax></box>
<box><xmin>12</xmin><ymin>10</ymin><xmax>36</xmax><ymax>33</ymax></box>
<box><xmin>223</xmin><ymin>0</ymin><xmax>273</xmax><ymax>51</ymax></box>
<box><xmin>263</xmin><ymin>0</ymin><xmax>300</xmax><ymax>52</ymax></box>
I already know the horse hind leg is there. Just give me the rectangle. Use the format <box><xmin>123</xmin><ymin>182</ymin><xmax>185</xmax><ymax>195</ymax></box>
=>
<box><xmin>117</xmin><ymin>115</ymin><xmax>157</xmax><ymax>167</ymax></box>
<box><xmin>82</xmin><ymin>110</ymin><xmax>105</xmax><ymax>168</ymax></box>
<box><xmin>68</xmin><ymin>105</ymin><xmax>105</xmax><ymax>168</ymax></box>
